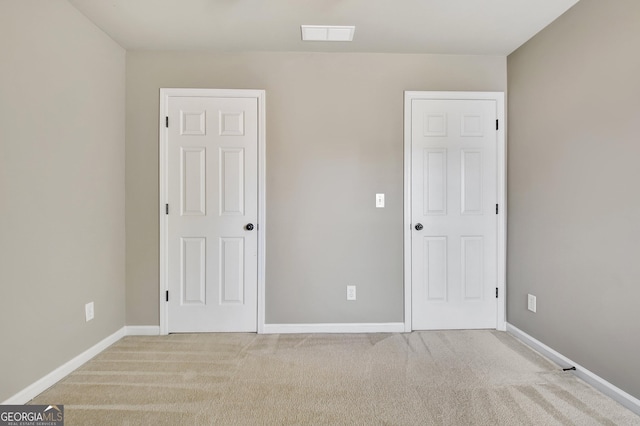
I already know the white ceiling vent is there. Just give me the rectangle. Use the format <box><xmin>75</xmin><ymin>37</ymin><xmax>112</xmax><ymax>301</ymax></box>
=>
<box><xmin>301</xmin><ymin>25</ymin><xmax>355</xmax><ymax>42</ymax></box>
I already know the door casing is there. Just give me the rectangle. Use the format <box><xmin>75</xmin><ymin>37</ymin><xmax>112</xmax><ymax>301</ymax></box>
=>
<box><xmin>159</xmin><ymin>88</ymin><xmax>266</xmax><ymax>335</ymax></box>
<box><xmin>403</xmin><ymin>91</ymin><xmax>506</xmax><ymax>332</ymax></box>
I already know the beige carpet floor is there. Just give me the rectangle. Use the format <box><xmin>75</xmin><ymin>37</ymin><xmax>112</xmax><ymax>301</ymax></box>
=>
<box><xmin>30</xmin><ymin>331</ymin><xmax>639</xmax><ymax>425</ymax></box>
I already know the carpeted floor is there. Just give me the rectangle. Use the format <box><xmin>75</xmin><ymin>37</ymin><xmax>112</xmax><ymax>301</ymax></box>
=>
<box><xmin>30</xmin><ymin>331</ymin><xmax>639</xmax><ymax>425</ymax></box>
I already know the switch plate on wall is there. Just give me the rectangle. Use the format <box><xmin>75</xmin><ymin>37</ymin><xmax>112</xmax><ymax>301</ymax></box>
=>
<box><xmin>347</xmin><ymin>285</ymin><xmax>356</xmax><ymax>301</ymax></box>
<box><xmin>376</xmin><ymin>193</ymin><xmax>385</xmax><ymax>208</ymax></box>
<box><xmin>527</xmin><ymin>294</ymin><xmax>536</xmax><ymax>313</ymax></box>
<box><xmin>85</xmin><ymin>301</ymin><xmax>94</xmax><ymax>322</ymax></box>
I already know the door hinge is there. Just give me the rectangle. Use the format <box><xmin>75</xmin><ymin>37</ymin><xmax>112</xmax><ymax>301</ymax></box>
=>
<box><xmin>165</xmin><ymin>116</ymin><xmax>169</xmax><ymax>128</ymax></box>
<box><xmin>496</xmin><ymin>204</ymin><xmax>499</xmax><ymax>215</ymax></box>
<box><xmin>496</xmin><ymin>288</ymin><xmax>499</xmax><ymax>298</ymax></box>
<box><xmin>165</xmin><ymin>204</ymin><xmax>169</xmax><ymax>215</ymax></box>
<box><xmin>496</xmin><ymin>119</ymin><xmax>499</xmax><ymax>130</ymax></box>
<box><xmin>166</xmin><ymin>291</ymin><xmax>169</xmax><ymax>302</ymax></box>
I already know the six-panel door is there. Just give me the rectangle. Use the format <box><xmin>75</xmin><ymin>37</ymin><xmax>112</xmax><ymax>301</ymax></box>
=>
<box><xmin>411</xmin><ymin>99</ymin><xmax>498</xmax><ymax>330</ymax></box>
<box><xmin>167</xmin><ymin>96</ymin><xmax>258</xmax><ymax>332</ymax></box>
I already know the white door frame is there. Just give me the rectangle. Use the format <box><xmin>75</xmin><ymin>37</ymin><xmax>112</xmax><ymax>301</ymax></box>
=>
<box><xmin>159</xmin><ymin>88</ymin><xmax>266</xmax><ymax>335</ymax></box>
<box><xmin>403</xmin><ymin>91</ymin><xmax>506</xmax><ymax>332</ymax></box>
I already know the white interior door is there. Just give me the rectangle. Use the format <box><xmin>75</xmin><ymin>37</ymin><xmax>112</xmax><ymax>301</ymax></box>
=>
<box><xmin>166</xmin><ymin>95</ymin><xmax>258</xmax><ymax>332</ymax></box>
<box><xmin>411</xmin><ymin>98</ymin><xmax>498</xmax><ymax>330</ymax></box>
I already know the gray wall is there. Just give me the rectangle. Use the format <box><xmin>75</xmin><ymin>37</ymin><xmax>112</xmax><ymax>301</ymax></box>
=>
<box><xmin>507</xmin><ymin>0</ymin><xmax>640</xmax><ymax>399</ymax></box>
<box><xmin>126</xmin><ymin>52</ymin><xmax>506</xmax><ymax>325</ymax></box>
<box><xmin>0</xmin><ymin>0</ymin><xmax>126</xmax><ymax>401</ymax></box>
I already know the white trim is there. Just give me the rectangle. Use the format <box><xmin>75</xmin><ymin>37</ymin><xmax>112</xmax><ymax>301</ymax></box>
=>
<box><xmin>256</xmin><ymin>90</ymin><xmax>267</xmax><ymax>334</ymax></box>
<box><xmin>159</xmin><ymin>89</ymin><xmax>169</xmax><ymax>336</ymax></box>
<box><xmin>2</xmin><ymin>327</ymin><xmax>126</xmax><ymax>405</ymax></box>
<box><xmin>263</xmin><ymin>323</ymin><xmax>405</xmax><ymax>334</ymax></box>
<box><xmin>125</xmin><ymin>325</ymin><xmax>160</xmax><ymax>336</ymax></box>
<box><xmin>403</xmin><ymin>91</ymin><xmax>507</xmax><ymax>332</ymax></box>
<box><xmin>507</xmin><ymin>323</ymin><xmax>640</xmax><ymax>416</ymax></box>
<box><xmin>159</xmin><ymin>88</ymin><xmax>266</xmax><ymax>335</ymax></box>
<box><xmin>403</xmin><ymin>93</ymin><xmax>413</xmax><ymax>332</ymax></box>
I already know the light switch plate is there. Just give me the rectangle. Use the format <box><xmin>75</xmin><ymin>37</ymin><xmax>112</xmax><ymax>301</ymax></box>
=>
<box><xmin>527</xmin><ymin>294</ymin><xmax>536</xmax><ymax>313</ymax></box>
<box><xmin>85</xmin><ymin>302</ymin><xmax>94</xmax><ymax>322</ymax></box>
<box><xmin>376</xmin><ymin>193</ymin><xmax>385</xmax><ymax>208</ymax></box>
<box><xmin>347</xmin><ymin>285</ymin><xmax>356</xmax><ymax>301</ymax></box>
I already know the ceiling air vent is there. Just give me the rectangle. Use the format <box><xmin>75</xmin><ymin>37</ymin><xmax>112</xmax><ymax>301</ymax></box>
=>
<box><xmin>301</xmin><ymin>25</ymin><xmax>355</xmax><ymax>42</ymax></box>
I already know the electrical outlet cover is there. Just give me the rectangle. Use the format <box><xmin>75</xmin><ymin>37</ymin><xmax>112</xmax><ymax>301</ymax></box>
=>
<box><xmin>347</xmin><ymin>285</ymin><xmax>356</xmax><ymax>301</ymax></box>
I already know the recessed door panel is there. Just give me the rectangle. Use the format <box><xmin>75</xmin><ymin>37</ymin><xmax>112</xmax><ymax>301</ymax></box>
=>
<box><xmin>219</xmin><ymin>111</ymin><xmax>245</xmax><ymax>136</ymax></box>
<box><xmin>220</xmin><ymin>237</ymin><xmax>244</xmax><ymax>304</ymax></box>
<box><xmin>181</xmin><ymin>147</ymin><xmax>206</xmax><ymax>216</ymax></box>
<box><xmin>461</xmin><ymin>114</ymin><xmax>483</xmax><ymax>137</ymax></box>
<box><xmin>461</xmin><ymin>149</ymin><xmax>483</xmax><ymax>215</ymax></box>
<box><xmin>181</xmin><ymin>237</ymin><xmax>206</xmax><ymax>305</ymax></box>
<box><xmin>181</xmin><ymin>111</ymin><xmax>206</xmax><ymax>136</ymax></box>
<box><xmin>424</xmin><ymin>237</ymin><xmax>447</xmax><ymax>301</ymax></box>
<box><xmin>461</xmin><ymin>236</ymin><xmax>483</xmax><ymax>300</ymax></box>
<box><xmin>424</xmin><ymin>149</ymin><xmax>447</xmax><ymax>215</ymax></box>
<box><xmin>219</xmin><ymin>148</ymin><xmax>244</xmax><ymax>216</ymax></box>
<box><xmin>423</xmin><ymin>113</ymin><xmax>447</xmax><ymax>137</ymax></box>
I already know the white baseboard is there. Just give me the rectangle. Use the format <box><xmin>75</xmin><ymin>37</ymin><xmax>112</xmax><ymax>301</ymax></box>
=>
<box><xmin>1</xmin><ymin>325</ymin><xmax>164</xmax><ymax>405</ymax></box>
<box><xmin>2</xmin><ymin>326</ymin><xmax>126</xmax><ymax>405</ymax></box>
<box><xmin>262</xmin><ymin>322</ymin><xmax>405</xmax><ymax>334</ymax></box>
<box><xmin>125</xmin><ymin>325</ymin><xmax>160</xmax><ymax>336</ymax></box>
<box><xmin>506</xmin><ymin>323</ymin><xmax>640</xmax><ymax>416</ymax></box>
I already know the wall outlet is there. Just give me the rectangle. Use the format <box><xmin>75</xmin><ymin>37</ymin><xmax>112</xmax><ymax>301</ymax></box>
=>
<box><xmin>85</xmin><ymin>302</ymin><xmax>94</xmax><ymax>322</ymax></box>
<box><xmin>347</xmin><ymin>285</ymin><xmax>356</xmax><ymax>301</ymax></box>
<box><xmin>527</xmin><ymin>294</ymin><xmax>536</xmax><ymax>313</ymax></box>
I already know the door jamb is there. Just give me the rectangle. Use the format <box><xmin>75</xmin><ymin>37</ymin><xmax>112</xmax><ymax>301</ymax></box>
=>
<box><xmin>403</xmin><ymin>91</ymin><xmax>506</xmax><ymax>332</ymax></box>
<box><xmin>159</xmin><ymin>88</ymin><xmax>266</xmax><ymax>335</ymax></box>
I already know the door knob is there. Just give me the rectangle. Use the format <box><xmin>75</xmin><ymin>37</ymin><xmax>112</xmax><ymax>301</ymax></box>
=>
<box><xmin>245</xmin><ymin>223</ymin><xmax>254</xmax><ymax>231</ymax></box>
<box><xmin>414</xmin><ymin>223</ymin><xmax>423</xmax><ymax>231</ymax></box>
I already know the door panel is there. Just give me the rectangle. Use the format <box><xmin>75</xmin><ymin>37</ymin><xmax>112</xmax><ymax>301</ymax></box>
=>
<box><xmin>220</xmin><ymin>148</ymin><xmax>245</xmax><ymax>215</ymax></box>
<box><xmin>167</xmin><ymin>96</ymin><xmax>258</xmax><ymax>332</ymax></box>
<box><xmin>181</xmin><ymin>237</ymin><xmax>206</xmax><ymax>305</ymax></box>
<box><xmin>461</xmin><ymin>149</ymin><xmax>483</xmax><ymax>214</ymax></box>
<box><xmin>424</xmin><ymin>236</ymin><xmax>447</xmax><ymax>301</ymax></box>
<box><xmin>424</xmin><ymin>149</ymin><xmax>447</xmax><ymax>215</ymax></box>
<box><xmin>181</xmin><ymin>147</ymin><xmax>206</xmax><ymax>216</ymax></box>
<box><xmin>220</xmin><ymin>237</ymin><xmax>245</xmax><ymax>304</ymax></box>
<box><xmin>411</xmin><ymin>99</ymin><xmax>497</xmax><ymax>330</ymax></box>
